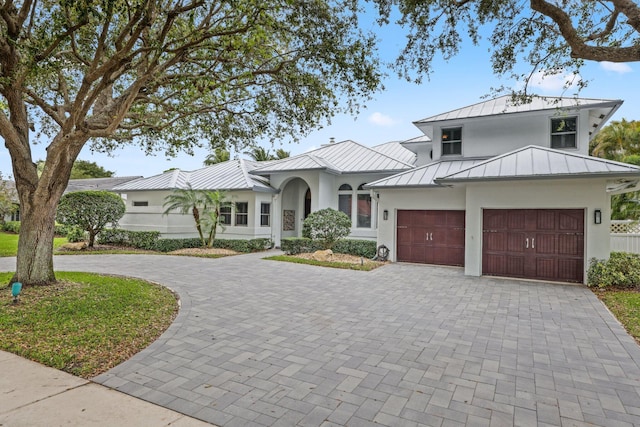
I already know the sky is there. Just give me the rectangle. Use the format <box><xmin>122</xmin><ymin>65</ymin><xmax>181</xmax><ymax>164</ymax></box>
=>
<box><xmin>1</xmin><ymin>13</ymin><xmax>639</xmax><ymax>179</ymax></box>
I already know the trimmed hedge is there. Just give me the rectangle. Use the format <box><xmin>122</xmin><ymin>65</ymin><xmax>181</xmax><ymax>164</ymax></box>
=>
<box><xmin>588</xmin><ymin>252</ymin><xmax>640</xmax><ymax>289</ymax></box>
<box><xmin>2</xmin><ymin>221</ymin><xmax>20</xmax><ymax>233</ymax></box>
<box><xmin>98</xmin><ymin>228</ymin><xmax>272</xmax><ymax>253</ymax></box>
<box><xmin>281</xmin><ymin>238</ymin><xmax>377</xmax><ymax>258</ymax></box>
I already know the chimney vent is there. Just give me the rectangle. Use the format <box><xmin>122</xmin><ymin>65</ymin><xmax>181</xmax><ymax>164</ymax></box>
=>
<box><xmin>329</xmin><ymin>137</ymin><xmax>335</xmax><ymax>144</ymax></box>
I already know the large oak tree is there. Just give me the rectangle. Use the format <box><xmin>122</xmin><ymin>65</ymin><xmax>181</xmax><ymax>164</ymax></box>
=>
<box><xmin>0</xmin><ymin>0</ymin><xmax>381</xmax><ymax>285</ymax></box>
<box><xmin>375</xmin><ymin>0</ymin><xmax>640</xmax><ymax>89</ymax></box>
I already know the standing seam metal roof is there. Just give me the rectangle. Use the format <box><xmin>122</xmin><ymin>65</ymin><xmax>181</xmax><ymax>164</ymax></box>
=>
<box><xmin>365</xmin><ymin>159</ymin><xmax>486</xmax><ymax>188</ymax></box>
<box><xmin>434</xmin><ymin>145</ymin><xmax>640</xmax><ymax>183</ymax></box>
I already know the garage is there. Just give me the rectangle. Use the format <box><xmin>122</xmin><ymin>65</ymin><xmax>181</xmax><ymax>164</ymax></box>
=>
<box><xmin>482</xmin><ymin>209</ymin><xmax>585</xmax><ymax>283</ymax></box>
<box><xmin>397</xmin><ymin>210</ymin><xmax>465</xmax><ymax>266</ymax></box>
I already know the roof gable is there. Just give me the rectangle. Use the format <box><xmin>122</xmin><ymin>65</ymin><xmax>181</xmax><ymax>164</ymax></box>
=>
<box><xmin>435</xmin><ymin>145</ymin><xmax>640</xmax><ymax>184</ymax></box>
<box><xmin>251</xmin><ymin>140</ymin><xmax>414</xmax><ymax>175</ymax></box>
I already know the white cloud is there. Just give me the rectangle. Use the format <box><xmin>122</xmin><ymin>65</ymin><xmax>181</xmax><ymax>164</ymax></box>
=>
<box><xmin>368</xmin><ymin>112</ymin><xmax>397</xmax><ymax>127</ymax></box>
<box><xmin>529</xmin><ymin>70</ymin><xmax>582</xmax><ymax>93</ymax></box>
<box><xmin>600</xmin><ymin>61</ymin><xmax>632</xmax><ymax>74</ymax></box>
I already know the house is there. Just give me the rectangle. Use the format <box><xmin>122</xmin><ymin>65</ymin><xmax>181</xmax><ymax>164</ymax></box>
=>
<box><xmin>115</xmin><ymin>141</ymin><xmax>415</xmax><ymax>240</ymax></box>
<box><xmin>367</xmin><ymin>95</ymin><xmax>640</xmax><ymax>283</ymax></box>
<box><xmin>113</xmin><ymin>95</ymin><xmax>640</xmax><ymax>284</ymax></box>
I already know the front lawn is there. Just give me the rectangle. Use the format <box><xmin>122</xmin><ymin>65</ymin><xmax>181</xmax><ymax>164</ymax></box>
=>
<box><xmin>0</xmin><ymin>232</ymin><xmax>67</xmax><ymax>257</ymax></box>
<box><xmin>0</xmin><ymin>272</ymin><xmax>178</xmax><ymax>378</ymax></box>
<box><xmin>596</xmin><ymin>290</ymin><xmax>640</xmax><ymax>343</ymax></box>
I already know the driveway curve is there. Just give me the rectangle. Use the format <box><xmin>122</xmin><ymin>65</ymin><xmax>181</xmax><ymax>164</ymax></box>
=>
<box><xmin>3</xmin><ymin>252</ymin><xmax>640</xmax><ymax>426</ymax></box>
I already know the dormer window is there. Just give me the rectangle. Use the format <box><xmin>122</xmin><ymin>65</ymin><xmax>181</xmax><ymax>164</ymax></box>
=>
<box><xmin>551</xmin><ymin>117</ymin><xmax>577</xmax><ymax>149</ymax></box>
<box><xmin>442</xmin><ymin>127</ymin><xmax>462</xmax><ymax>155</ymax></box>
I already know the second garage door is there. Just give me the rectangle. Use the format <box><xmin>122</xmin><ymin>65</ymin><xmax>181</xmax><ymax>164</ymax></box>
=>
<box><xmin>397</xmin><ymin>210</ymin><xmax>465</xmax><ymax>266</ymax></box>
<box><xmin>482</xmin><ymin>209</ymin><xmax>585</xmax><ymax>283</ymax></box>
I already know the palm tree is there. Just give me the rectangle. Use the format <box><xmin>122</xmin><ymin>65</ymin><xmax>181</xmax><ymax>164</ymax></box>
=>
<box><xmin>201</xmin><ymin>190</ymin><xmax>230</xmax><ymax>247</ymax></box>
<box><xmin>275</xmin><ymin>148</ymin><xmax>290</xmax><ymax>159</ymax></box>
<box><xmin>163</xmin><ymin>184</ymin><xmax>208</xmax><ymax>246</ymax></box>
<box><xmin>246</xmin><ymin>146</ymin><xmax>276</xmax><ymax>161</ymax></box>
<box><xmin>591</xmin><ymin>119</ymin><xmax>640</xmax><ymax>160</ymax></box>
<box><xmin>204</xmin><ymin>148</ymin><xmax>231</xmax><ymax>166</ymax></box>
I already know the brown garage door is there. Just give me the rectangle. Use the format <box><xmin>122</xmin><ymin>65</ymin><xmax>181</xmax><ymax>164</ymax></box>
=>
<box><xmin>482</xmin><ymin>209</ymin><xmax>584</xmax><ymax>283</ymax></box>
<box><xmin>397</xmin><ymin>210</ymin><xmax>465</xmax><ymax>266</ymax></box>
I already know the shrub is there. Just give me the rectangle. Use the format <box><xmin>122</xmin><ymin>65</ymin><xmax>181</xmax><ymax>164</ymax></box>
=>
<box><xmin>56</xmin><ymin>190</ymin><xmax>126</xmax><ymax>247</ymax></box>
<box><xmin>66</xmin><ymin>227</ymin><xmax>86</xmax><ymax>243</ymax></box>
<box><xmin>97</xmin><ymin>229</ymin><xmax>160</xmax><ymax>249</ymax></box>
<box><xmin>587</xmin><ymin>252</ymin><xmax>640</xmax><ymax>289</ymax></box>
<box><xmin>98</xmin><ymin>228</ymin><xmax>129</xmax><ymax>246</ymax></box>
<box><xmin>281</xmin><ymin>237</ymin><xmax>375</xmax><ymax>257</ymax></box>
<box><xmin>302</xmin><ymin>208</ymin><xmax>351</xmax><ymax>249</ymax></box>
<box><xmin>154</xmin><ymin>238</ymin><xmax>202</xmax><ymax>252</ymax></box>
<box><xmin>2</xmin><ymin>221</ymin><xmax>20</xmax><ymax>233</ymax></box>
<box><xmin>281</xmin><ymin>238</ymin><xmax>322</xmax><ymax>255</ymax></box>
<box><xmin>54</xmin><ymin>223</ymin><xmax>71</xmax><ymax>236</ymax></box>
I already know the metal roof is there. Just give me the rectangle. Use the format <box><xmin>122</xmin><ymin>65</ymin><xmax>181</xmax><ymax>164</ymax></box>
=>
<box><xmin>64</xmin><ymin>176</ymin><xmax>142</xmax><ymax>193</ymax></box>
<box><xmin>435</xmin><ymin>145</ymin><xmax>640</xmax><ymax>184</ymax></box>
<box><xmin>250</xmin><ymin>140</ymin><xmax>414</xmax><ymax>175</ymax></box>
<box><xmin>414</xmin><ymin>95</ymin><xmax>622</xmax><ymax>125</ymax></box>
<box><xmin>113</xmin><ymin>159</ymin><xmax>276</xmax><ymax>193</ymax></box>
<box><xmin>371</xmin><ymin>141</ymin><xmax>417</xmax><ymax>165</ymax></box>
<box><xmin>365</xmin><ymin>159</ymin><xmax>486</xmax><ymax>189</ymax></box>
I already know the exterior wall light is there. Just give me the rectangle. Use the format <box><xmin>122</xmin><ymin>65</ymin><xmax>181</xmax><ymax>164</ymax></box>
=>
<box><xmin>594</xmin><ymin>209</ymin><xmax>602</xmax><ymax>225</ymax></box>
<box><xmin>383</xmin><ymin>210</ymin><xmax>388</xmax><ymax>221</ymax></box>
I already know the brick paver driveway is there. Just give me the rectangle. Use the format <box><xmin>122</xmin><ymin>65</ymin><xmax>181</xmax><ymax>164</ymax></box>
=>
<box><xmin>6</xmin><ymin>252</ymin><xmax>640</xmax><ymax>426</ymax></box>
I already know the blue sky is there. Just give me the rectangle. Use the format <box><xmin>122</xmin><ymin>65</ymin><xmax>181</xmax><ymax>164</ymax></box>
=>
<box><xmin>1</xmin><ymin>16</ymin><xmax>638</xmax><ymax>179</ymax></box>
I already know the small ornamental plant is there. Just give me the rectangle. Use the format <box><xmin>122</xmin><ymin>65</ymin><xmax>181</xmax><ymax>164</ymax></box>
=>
<box><xmin>302</xmin><ymin>208</ymin><xmax>351</xmax><ymax>249</ymax></box>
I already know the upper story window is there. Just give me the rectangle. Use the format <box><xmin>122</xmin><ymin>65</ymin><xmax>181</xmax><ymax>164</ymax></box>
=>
<box><xmin>441</xmin><ymin>127</ymin><xmax>462</xmax><ymax>155</ymax></box>
<box><xmin>551</xmin><ymin>117</ymin><xmax>577</xmax><ymax>149</ymax></box>
<box><xmin>338</xmin><ymin>184</ymin><xmax>352</xmax><ymax>218</ymax></box>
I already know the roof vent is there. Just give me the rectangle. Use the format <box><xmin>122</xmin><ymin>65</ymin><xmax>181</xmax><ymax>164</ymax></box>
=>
<box><xmin>329</xmin><ymin>137</ymin><xmax>335</xmax><ymax>144</ymax></box>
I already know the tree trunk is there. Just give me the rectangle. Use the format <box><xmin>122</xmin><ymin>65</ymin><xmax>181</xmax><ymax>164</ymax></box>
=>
<box><xmin>88</xmin><ymin>229</ymin><xmax>97</xmax><ymax>247</ymax></box>
<box><xmin>12</xmin><ymin>201</ymin><xmax>57</xmax><ymax>285</ymax></box>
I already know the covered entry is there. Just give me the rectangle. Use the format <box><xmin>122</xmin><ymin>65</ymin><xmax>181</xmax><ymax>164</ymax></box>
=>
<box><xmin>397</xmin><ymin>210</ymin><xmax>465</xmax><ymax>266</ymax></box>
<box><xmin>482</xmin><ymin>209</ymin><xmax>585</xmax><ymax>283</ymax></box>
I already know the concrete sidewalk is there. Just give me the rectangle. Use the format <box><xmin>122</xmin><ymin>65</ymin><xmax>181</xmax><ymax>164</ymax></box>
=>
<box><xmin>0</xmin><ymin>350</ymin><xmax>213</xmax><ymax>426</ymax></box>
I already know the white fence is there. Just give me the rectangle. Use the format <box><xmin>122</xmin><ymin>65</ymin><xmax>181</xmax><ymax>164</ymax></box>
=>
<box><xmin>611</xmin><ymin>220</ymin><xmax>640</xmax><ymax>254</ymax></box>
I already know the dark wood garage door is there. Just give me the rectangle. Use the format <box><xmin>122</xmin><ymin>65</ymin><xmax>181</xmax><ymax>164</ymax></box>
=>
<box><xmin>482</xmin><ymin>209</ymin><xmax>584</xmax><ymax>283</ymax></box>
<box><xmin>397</xmin><ymin>210</ymin><xmax>465</xmax><ymax>266</ymax></box>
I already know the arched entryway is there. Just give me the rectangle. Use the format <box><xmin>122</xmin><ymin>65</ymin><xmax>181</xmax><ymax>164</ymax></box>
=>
<box><xmin>279</xmin><ymin>178</ymin><xmax>311</xmax><ymax>238</ymax></box>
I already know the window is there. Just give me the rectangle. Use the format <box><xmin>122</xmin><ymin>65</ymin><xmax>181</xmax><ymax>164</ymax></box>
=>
<box><xmin>357</xmin><ymin>184</ymin><xmax>371</xmax><ymax>228</ymax></box>
<box><xmin>441</xmin><ymin>127</ymin><xmax>462</xmax><ymax>155</ymax></box>
<box><xmin>220</xmin><ymin>205</ymin><xmax>232</xmax><ymax>225</ymax></box>
<box><xmin>551</xmin><ymin>117</ymin><xmax>577</xmax><ymax>149</ymax></box>
<box><xmin>260</xmin><ymin>203</ymin><xmax>270</xmax><ymax>227</ymax></box>
<box><xmin>133</xmin><ymin>201</ymin><xmax>148</xmax><ymax>207</ymax></box>
<box><xmin>235</xmin><ymin>202</ymin><xmax>248</xmax><ymax>226</ymax></box>
<box><xmin>338</xmin><ymin>184</ymin><xmax>352</xmax><ymax>218</ymax></box>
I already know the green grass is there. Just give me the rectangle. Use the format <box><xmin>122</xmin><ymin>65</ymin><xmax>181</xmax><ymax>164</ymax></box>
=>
<box><xmin>0</xmin><ymin>232</ymin><xmax>67</xmax><ymax>257</ymax></box>
<box><xmin>597</xmin><ymin>290</ymin><xmax>640</xmax><ymax>342</ymax></box>
<box><xmin>0</xmin><ymin>272</ymin><xmax>178</xmax><ymax>378</ymax></box>
<box><xmin>265</xmin><ymin>254</ymin><xmax>382</xmax><ymax>271</ymax></box>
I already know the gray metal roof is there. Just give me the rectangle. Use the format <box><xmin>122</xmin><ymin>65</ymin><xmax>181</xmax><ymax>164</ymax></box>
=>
<box><xmin>64</xmin><ymin>176</ymin><xmax>142</xmax><ymax>193</ymax></box>
<box><xmin>365</xmin><ymin>159</ymin><xmax>486</xmax><ymax>189</ymax></box>
<box><xmin>414</xmin><ymin>95</ymin><xmax>622</xmax><ymax>126</ymax></box>
<box><xmin>113</xmin><ymin>159</ymin><xmax>276</xmax><ymax>193</ymax></box>
<box><xmin>371</xmin><ymin>141</ymin><xmax>417</xmax><ymax>165</ymax></box>
<box><xmin>250</xmin><ymin>140</ymin><xmax>414</xmax><ymax>175</ymax></box>
<box><xmin>435</xmin><ymin>145</ymin><xmax>640</xmax><ymax>184</ymax></box>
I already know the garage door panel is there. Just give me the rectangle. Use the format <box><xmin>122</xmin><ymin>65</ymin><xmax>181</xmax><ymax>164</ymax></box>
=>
<box><xmin>483</xmin><ymin>209</ymin><xmax>584</xmax><ymax>283</ymax></box>
<box><xmin>397</xmin><ymin>210</ymin><xmax>465</xmax><ymax>267</ymax></box>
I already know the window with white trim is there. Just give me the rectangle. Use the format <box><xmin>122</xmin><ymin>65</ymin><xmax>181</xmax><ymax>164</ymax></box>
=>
<box><xmin>356</xmin><ymin>184</ymin><xmax>371</xmax><ymax>228</ymax></box>
<box><xmin>260</xmin><ymin>203</ymin><xmax>270</xmax><ymax>227</ymax></box>
<box><xmin>551</xmin><ymin>117</ymin><xmax>577</xmax><ymax>149</ymax></box>
<box><xmin>338</xmin><ymin>184</ymin><xmax>352</xmax><ymax>218</ymax></box>
<box><xmin>235</xmin><ymin>202</ymin><xmax>248</xmax><ymax>226</ymax></box>
<box><xmin>442</xmin><ymin>127</ymin><xmax>462</xmax><ymax>155</ymax></box>
<box><xmin>220</xmin><ymin>205</ymin><xmax>231</xmax><ymax>225</ymax></box>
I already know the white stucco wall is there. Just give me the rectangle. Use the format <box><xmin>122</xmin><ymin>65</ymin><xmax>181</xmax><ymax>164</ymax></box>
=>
<box><xmin>420</xmin><ymin>109</ymin><xmax>591</xmax><ymax>164</ymax></box>
<box><xmin>463</xmin><ymin>178</ymin><xmax>611</xmax><ymax>283</ymax></box>
<box><xmin>117</xmin><ymin>189</ymin><xmax>273</xmax><ymax>240</ymax></box>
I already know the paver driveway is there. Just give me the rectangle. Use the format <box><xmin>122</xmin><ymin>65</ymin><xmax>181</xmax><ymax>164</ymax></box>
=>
<box><xmin>4</xmin><ymin>252</ymin><xmax>640</xmax><ymax>426</ymax></box>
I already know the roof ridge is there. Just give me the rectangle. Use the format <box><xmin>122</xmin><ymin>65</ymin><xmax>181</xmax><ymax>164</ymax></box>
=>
<box><xmin>343</xmin><ymin>139</ymin><xmax>416</xmax><ymax>167</ymax></box>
